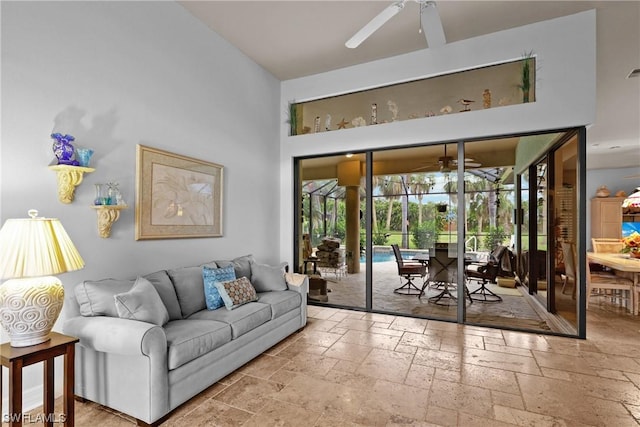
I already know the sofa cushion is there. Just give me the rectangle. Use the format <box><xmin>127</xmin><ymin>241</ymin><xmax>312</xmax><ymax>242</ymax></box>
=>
<box><xmin>163</xmin><ymin>319</ymin><xmax>232</xmax><ymax>370</ymax></box>
<box><xmin>202</xmin><ymin>265</ymin><xmax>235</xmax><ymax>310</ymax></box>
<box><xmin>114</xmin><ymin>277</ymin><xmax>170</xmax><ymax>326</ymax></box>
<box><xmin>214</xmin><ymin>254</ymin><xmax>254</xmax><ymax>279</ymax></box>
<box><xmin>250</xmin><ymin>261</ymin><xmax>288</xmax><ymax>292</ymax></box>
<box><xmin>255</xmin><ymin>290</ymin><xmax>302</xmax><ymax>319</ymax></box>
<box><xmin>75</xmin><ymin>278</ymin><xmax>134</xmax><ymax>317</ymax></box>
<box><xmin>143</xmin><ymin>270</ymin><xmax>182</xmax><ymax>320</ymax></box>
<box><xmin>188</xmin><ymin>302</ymin><xmax>271</xmax><ymax>339</ymax></box>
<box><xmin>215</xmin><ymin>277</ymin><xmax>259</xmax><ymax>310</ymax></box>
<box><xmin>168</xmin><ymin>266</ymin><xmax>208</xmax><ymax>318</ymax></box>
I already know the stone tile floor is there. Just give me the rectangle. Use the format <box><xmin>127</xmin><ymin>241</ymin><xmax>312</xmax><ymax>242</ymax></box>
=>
<box><xmin>26</xmin><ymin>302</ymin><xmax>640</xmax><ymax>426</ymax></box>
<box><xmin>316</xmin><ymin>261</ymin><xmax>560</xmax><ymax>332</ymax></box>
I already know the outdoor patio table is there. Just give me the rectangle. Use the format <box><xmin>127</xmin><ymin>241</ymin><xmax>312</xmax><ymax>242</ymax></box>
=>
<box><xmin>412</xmin><ymin>253</ymin><xmax>430</xmax><ymax>265</ymax></box>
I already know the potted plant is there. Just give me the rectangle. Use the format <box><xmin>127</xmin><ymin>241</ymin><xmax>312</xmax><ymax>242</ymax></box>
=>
<box><xmin>518</xmin><ymin>52</ymin><xmax>534</xmax><ymax>103</ymax></box>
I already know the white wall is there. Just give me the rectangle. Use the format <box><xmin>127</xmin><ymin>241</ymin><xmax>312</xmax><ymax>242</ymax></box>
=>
<box><xmin>279</xmin><ymin>10</ymin><xmax>597</xmax><ymax>262</ymax></box>
<box><xmin>1</xmin><ymin>0</ymin><xmax>280</xmax><ymax>411</ymax></box>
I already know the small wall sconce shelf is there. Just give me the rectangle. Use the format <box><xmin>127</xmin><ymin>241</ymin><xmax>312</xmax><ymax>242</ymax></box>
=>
<box><xmin>49</xmin><ymin>165</ymin><xmax>95</xmax><ymax>204</ymax></box>
<box><xmin>90</xmin><ymin>205</ymin><xmax>127</xmax><ymax>238</ymax></box>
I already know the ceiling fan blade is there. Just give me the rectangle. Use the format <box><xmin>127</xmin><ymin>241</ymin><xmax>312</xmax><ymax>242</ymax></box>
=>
<box><xmin>345</xmin><ymin>1</ymin><xmax>405</xmax><ymax>49</ymax></box>
<box><xmin>452</xmin><ymin>157</ymin><xmax>482</xmax><ymax>168</ymax></box>
<box><xmin>420</xmin><ymin>1</ymin><xmax>446</xmax><ymax>48</ymax></box>
<box><xmin>412</xmin><ymin>164</ymin><xmax>436</xmax><ymax>172</ymax></box>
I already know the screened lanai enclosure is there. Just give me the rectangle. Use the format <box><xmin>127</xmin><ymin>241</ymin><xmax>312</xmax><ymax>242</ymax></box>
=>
<box><xmin>303</xmin><ymin>170</ymin><xmax>515</xmax><ymax>256</ymax></box>
<box><xmin>295</xmin><ymin>129</ymin><xmax>587</xmax><ymax>338</ymax></box>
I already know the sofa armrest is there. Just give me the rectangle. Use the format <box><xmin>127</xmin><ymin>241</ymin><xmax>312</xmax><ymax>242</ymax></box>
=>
<box><xmin>64</xmin><ymin>315</ymin><xmax>167</xmax><ymax>357</ymax></box>
<box><xmin>284</xmin><ymin>273</ymin><xmax>308</xmax><ymax>328</ymax></box>
<box><xmin>285</xmin><ymin>272</ymin><xmax>308</xmax><ymax>294</ymax></box>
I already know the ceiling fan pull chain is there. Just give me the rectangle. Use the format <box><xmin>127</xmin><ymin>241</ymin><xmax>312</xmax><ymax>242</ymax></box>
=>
<box><xmin>418</xmin><ymin>0</ymin><xmax>428</xmax><ymax>34</ymax></box>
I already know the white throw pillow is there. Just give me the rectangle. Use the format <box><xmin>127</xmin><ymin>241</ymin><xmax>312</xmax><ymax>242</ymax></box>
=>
<box><xmin>250</xmin><ymin>261</ymin><xmax>288</xmax><ymax>292</ymax></box>
<box><xmin>114</xmin><ymin>276</ymin><xmax>169</xmax><ymax>325</ymax></box>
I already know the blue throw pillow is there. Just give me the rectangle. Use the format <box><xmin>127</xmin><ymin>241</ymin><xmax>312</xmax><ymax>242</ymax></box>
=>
<box><xmin>202</xmin><ymin>265</ymin><xmax>236</xmax><ymax>310</ymax></box>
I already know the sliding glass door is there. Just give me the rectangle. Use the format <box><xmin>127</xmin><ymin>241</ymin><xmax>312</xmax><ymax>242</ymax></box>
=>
<box><xmin>514</xmin><ymin>131</ymin><xmax>581</xmax><ymax>334</ymax></box>
<box><xmin>294</xmin><ymin>128</ymin><xmax>585</xmax><ymax>337</ymax></box>
<box><xmin>369</xmin><ymin>144</ymin><xmax>458</xmax><ymax>322</ymax></box>
<box><xmin>297</xmin><ymin>154</ymin><xmax>367</xmax><ymax>309</ymax></box>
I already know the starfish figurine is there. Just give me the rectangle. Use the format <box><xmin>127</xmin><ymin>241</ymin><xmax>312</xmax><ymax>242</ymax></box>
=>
<box><xmin>337</xmin><ymin>118</ymin><xmax>349</xmax><ymax>129</ymax></box>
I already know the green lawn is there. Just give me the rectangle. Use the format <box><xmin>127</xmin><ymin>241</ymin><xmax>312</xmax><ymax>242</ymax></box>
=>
<box><xmin>376</xmin><ymin>231</ymin><xmax>532</xmax><ymax>251</ymax></box>
<box><xmin>383</xmin><ymin>233</ymin><xmax>459</xmax><ymax>249</ymax></box>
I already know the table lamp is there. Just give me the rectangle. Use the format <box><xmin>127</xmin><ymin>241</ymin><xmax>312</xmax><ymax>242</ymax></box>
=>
<box><xmin>0</xmin><ymin>209</ymin><xmax>84</xmax><ymax>347</ymax></box>
<box><xmin>623</xmin><ymin>186</ymin><xmax>640</xmax><ymax>214</ymax></box>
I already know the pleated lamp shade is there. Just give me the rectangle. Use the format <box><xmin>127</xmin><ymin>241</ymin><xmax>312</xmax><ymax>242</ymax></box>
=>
<box><xmin>0</xmin><ymin>210</ymin><xmax>84</xmax><ymax>346</ymax></box>
<box><xmin>623</xmin><ymin>187</ymin><xmax>640</xmax><ymax>214</ymax></box>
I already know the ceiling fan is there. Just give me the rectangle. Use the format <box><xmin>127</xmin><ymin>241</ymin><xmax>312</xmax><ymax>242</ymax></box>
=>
<box><xmin>413</xmin><ymin>145</ymin><xmax>482</xmax><ymax>173</ymax></box>
<box><xmin>346</xmin><ymin>0</ymin><xmax>446</xmax><ymax>49</ymax></box>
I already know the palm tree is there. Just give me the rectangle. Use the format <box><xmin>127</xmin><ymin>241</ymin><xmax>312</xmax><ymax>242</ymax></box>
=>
<box><xmin>408</xmin><ymin>173</ymin><xmax>435</xmax><ymax>225</ymax></box>
<box><xmin>442</xmin><ymin>173</ymin><xmax>457</xmax><ymax>205</ymax></box>
<box><xmin>496</xmin><ymin>188</ymin><xmax>515</xmax><ymax>233</ymax></box>
<box><xmin>400</xmin><ymin>175</ymin><xmax>410</xmax><ymax>248</ymax></box>
<box><xmin>381</xmin><ymin>177</ymin><xmax>402</xmax><ymax>231</ymax></box>
<box><xmin>488</xmin><ymin>182</ymin><xmax>498</xmax><ymax>228</ymax></box>
<box><xmin>371</xmin><ymin>175</ymin><xmax>385</xmax><ymax>234</ymax></box>
<box><xmin>465</xmin><ymin>177</ymin><xmax>489</xmax><ymax>232</ymax></box>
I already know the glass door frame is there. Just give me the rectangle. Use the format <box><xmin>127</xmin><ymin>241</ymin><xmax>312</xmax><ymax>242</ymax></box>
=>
<box><xmin>293</xmin><ymin>127</ymin><xmax>587</xmax><ymax>338</ymax></box>
<box><xmin>513</xmin><ymin>128</ymin><xmax>587</xmax><ymax>338</ymax></box>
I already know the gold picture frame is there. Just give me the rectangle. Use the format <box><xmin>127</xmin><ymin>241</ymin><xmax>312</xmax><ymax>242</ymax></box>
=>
<box><xmin>135</xmin><ymin>145</ymin><xmax>223</xmax><ymax>240</ymax></box>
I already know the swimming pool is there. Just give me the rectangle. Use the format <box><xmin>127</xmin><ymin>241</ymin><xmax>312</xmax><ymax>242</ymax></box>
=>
<box><xmin>359</xmin><ymin>249</ymin><xmax>487</xmax><ymax>264</ymax></box>
<box><xmin>359</xmin><ymin>249</ymin><xmax>423</xmax><ymax>263</ymax></box>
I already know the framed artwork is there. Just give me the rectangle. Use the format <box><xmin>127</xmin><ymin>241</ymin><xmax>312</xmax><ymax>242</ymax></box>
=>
<box><xmin>135</xmin><ymin>145</ymin><xmax>223</xmax><ymax>240</ymax></box>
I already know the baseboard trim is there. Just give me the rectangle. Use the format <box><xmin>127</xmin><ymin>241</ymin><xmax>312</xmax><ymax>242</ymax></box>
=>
<box><xmin>2</xmin><ymin>382</ymin><xmax>63</xmax><ymax>419</ymax></box>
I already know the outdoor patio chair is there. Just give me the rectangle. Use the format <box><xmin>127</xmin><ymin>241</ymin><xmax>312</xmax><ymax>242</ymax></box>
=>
<box><xmin>465</xmin><ymin>245</ymin><xmax>509</xmax><ymax>302</ymax></box>
<box><xmin>391</xmin><ymin>244</ymin><xmax>426</xmax><ymax>295</ymax></box>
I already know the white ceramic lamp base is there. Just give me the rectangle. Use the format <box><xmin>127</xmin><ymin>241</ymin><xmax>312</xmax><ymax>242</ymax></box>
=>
<box><xmin>0</xmin><ymin>276</ymin><xmax>64</xmax><ymax>347</ymax></box>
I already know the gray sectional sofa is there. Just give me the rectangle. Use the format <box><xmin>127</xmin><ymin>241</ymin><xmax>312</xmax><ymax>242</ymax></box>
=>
<box><xmin>63</xmin><ymin>255</ymin><xmax>308</xmax><ymax>426</ymax></box>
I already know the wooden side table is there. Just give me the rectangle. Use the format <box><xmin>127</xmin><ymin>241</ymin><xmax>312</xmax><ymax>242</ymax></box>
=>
<box><xmin>0</xmin><ymin>332</ymin><xmax>79</xmax><ymax>427</ymax></box>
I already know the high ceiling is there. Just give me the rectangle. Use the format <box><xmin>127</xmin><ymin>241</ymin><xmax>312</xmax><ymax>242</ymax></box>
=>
<box><xmin>179</xmin><ymin>1</ymin><xmax>640</xmax><ymax>170</ymax></box>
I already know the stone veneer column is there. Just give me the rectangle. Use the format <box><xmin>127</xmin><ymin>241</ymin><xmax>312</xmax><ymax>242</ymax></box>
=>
<box><xmin>345</xmin><ymin>185</ymin><xmax>360</xmax><ymax>274</ymax></box>
<box><xmin>337</xmin><ymin>160</ymin><xmax>362</xmax><ymax>274</ymax></box>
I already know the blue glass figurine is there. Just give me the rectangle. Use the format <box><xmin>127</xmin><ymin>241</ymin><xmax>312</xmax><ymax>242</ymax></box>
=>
<box><xmin>51</xmin><ymin>133</ymin><xmax>79</xmax><ymax>165</ymax></box>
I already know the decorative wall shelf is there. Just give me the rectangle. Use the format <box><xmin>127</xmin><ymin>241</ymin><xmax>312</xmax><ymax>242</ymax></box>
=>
<box><xmin>49</xmin><ymin>165</ymin><xmax>95</xmax><ymax>204</ymax></box>
<box><xmin>290</xmin><ymin>57</ymin><xmax>535</xmax><ymax>136</ymax></box>
<box><xmin>90</xmin><ymin>205</ymin><xmax>127</xmax><ymax>238</ymax></box>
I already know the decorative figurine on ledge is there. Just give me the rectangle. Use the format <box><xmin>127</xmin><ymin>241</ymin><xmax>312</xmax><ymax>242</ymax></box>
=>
<box><xmin>595</xmin><ymin>185</ymin><xmax>611</xmax><ymax>198</ymax></box>
<box><xmin>458</xmin><ymin>98</ymin><xmax>475</xmax><ymax>112</ymax></box>
<box><xmin>483</xmin><ymin>89</ymin><xmax>492</xmax><ymax>109</ymax></box>
<box><xmin>387</xmin><ymin>100</ymin><xmax>399</xmax><ymax>122</ymax></box>
<box><xmin>51</xmin><ymin>133</ymin><xmax>79</xmax><ymax>166</ymax></box>
<box><xmin>75</xmin><ymin>147</ymin><xmax>94</xmax><ymax>167</ymax></box>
